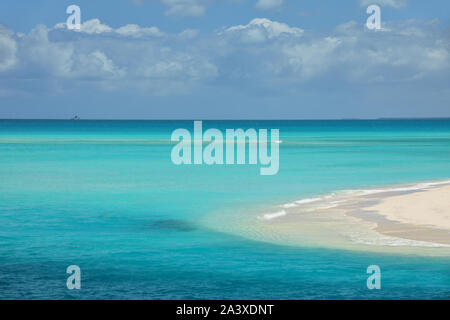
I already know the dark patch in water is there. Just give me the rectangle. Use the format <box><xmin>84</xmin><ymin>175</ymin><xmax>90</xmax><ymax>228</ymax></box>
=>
<box><xmin>146</xmin><ymin>219</ymin><xmax>197</xmax><ymax>232</ymax></box>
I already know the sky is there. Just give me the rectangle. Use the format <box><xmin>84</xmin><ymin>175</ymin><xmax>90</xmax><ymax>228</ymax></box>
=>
<box><xmin>0</xmin><ymin>0</ymin><xmax>449</xmax><ymax>119</ymax></box>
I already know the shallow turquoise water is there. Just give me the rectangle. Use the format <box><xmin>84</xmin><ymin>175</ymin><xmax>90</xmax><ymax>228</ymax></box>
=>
<box><xmin>0</xmin><ymin>120</ymin><xmax>449</xmax><ymax>299</ymax></box>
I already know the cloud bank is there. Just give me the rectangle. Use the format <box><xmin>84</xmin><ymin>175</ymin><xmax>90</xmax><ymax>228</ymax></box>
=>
<box><xmin>0</xmin><ymin>17</ymin><xmax>448</xmax><ymax>98</ymax></box>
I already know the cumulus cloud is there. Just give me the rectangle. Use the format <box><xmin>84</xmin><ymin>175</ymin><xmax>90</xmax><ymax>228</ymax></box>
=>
<box><xmin>19</xmin><ymin>25</ymin><xmax>74</xmax><ymax>78</ymax></box>
<box><xmin>0</xmin><ymin>17</ymin><xmax>448</xmax><ymax>97</ymax></box>
<box><xmin>0</xmin><ymin>19</ymin><xmax>217</xmax><ymax>95</ymax></box>
<box><xmin>116</xmin><ymin>24</ymin><xmax>165</xmax><ymax>38</ymax></box>
<box><xmin>328</xmin><ymin>20</ymin><xmax>449</xmax><ymax>81</ymax></box>
<box><xmin>216</xmin><ymin>18</ymin><xmax>449</xmax><ymax>84</ymax></box>
<box><xmin>72</xmin><ymin>50</ymin><xmax>126</xmax><ymax>80</ymax></box>
<box><xmin>279</xmin><ymin>37</ymin><xmax>342</xmax><ymax>79</ymax></box>
<box><xmin>223</xmin><ymin>18</ymin><xmax>303</xmax><ymax>42</ymax></box>
<box><xmin>255</xmin><ymin>0</ymin><xmax>283</xmax><ymax>10</ymax></box>
<box><xmin>0</xmin><ymin>26</ymin><xmax>17</xmax><ymax>72</ymax></box>
<box><xmin>55</xmin><ymin>19</ymin><xmax>165</xmax><ymax>38</ymax></box>
<box><xmin>359</xmin><ymin>0</ymin><xmax>407</xmax><ymax>9</ymax></box>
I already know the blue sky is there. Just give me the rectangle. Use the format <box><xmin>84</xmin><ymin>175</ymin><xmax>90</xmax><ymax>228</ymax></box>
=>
<box><xmin>0</xmin><ymin>0</ymin><xmax>449</xmax><ymax>119</ymax></box>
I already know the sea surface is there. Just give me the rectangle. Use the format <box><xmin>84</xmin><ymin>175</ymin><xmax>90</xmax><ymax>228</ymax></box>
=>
<box><xmin>0</xmin><ymin>120</ymin><xmax>449</xmax><ymax>299</ymax></box>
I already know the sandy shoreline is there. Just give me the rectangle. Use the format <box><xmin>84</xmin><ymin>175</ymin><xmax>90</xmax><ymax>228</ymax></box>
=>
<box><xmin>360</xmin><ymin>185</ymin><xmax>450</xmax><ymax>245</ymax></box>
<box><xmin>255</xmin><ymin>180</ymin><xmax>450</xmax><ymax>254</ymax></box>
<box><xmin>203</xmin><ymin>179</ymin><xmax>450</xmax><ymax>255</ymax></box>
<box><xmin>365</xmin><ymin>186</ymin><xmax>450</xmax><ymax>230</ymax></box>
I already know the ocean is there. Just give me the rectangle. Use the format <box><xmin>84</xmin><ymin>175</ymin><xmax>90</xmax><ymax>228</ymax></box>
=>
<box><xmin>0</xmin><ymin>120</ymin><xmax>449</xmax><ymax>299</ymax></box>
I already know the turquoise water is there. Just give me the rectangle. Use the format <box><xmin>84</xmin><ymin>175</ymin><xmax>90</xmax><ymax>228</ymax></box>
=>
<box><xmin>0</xmin><ymin>120</ymin><xmax>449</xmax><ymax>299</ymax></box>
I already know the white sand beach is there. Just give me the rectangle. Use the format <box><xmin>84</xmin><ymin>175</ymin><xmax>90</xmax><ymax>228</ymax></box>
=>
<box><xmin>205</xmin><ymin>180</ymin><xmax>450</xmax><ymax>256</ymax></box>
<box><xmin>366</xmin><ymin>185</ymin><xmax>450</xmax><ymax>230</ymax></box>
<box><xmin>360</xmin><ymin>185</ymin><xmax>450</xmax><ymax>246</ymax></box>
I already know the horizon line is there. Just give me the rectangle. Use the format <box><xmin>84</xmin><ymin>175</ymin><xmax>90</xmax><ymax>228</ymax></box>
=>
<box><xmin>1</xmin><ymin>117</ymin><xmax>450</xmax><ymax>121</ymax></box>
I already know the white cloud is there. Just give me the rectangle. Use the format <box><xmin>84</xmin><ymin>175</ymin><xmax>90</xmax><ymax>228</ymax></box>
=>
<box><xmin>255</xmin><ymin>0</ymin><xmax>283</xmax><ymax>11</ymax></box>
<box><xmin>116</xmin><ymin>24</ymin><xmax>165</xmax><ymax>38</ymax></box>
<box><xmin>138</xmin><ymin>54</ymin><xmax>217</xmax><ymax>80</ymax></box>
<box><xmin>54</xmin><ymin>19</ymin><xmax>112</xmax><ymax>34</ymax></box>
<box><xmin>0</xmin><ymin>20</ymin><xmax>217</xmax><ymax>95</ymax></box>
<box><xmin>0</xmin><ymin>26</ymin><xmax>17</xmax><ymax>72</ymax></box>
<box><xmin>55</xmin><ymin>19</ymin><xmax>165</xmax><ymax>38</ymax></box>
<box><xmin>0</xmin><ymin>18</ymin><xmax>448</xmax><ymax>97</ymax></box>
<box><xmin>223</xmin><ymin>18</ymin><xmax>304</xmax><ymax>42</ymax></box>
<box><xmin>20</xmin><ymin>25</ymin><xmax>74</xmax><ymax>77</ymax></box>
<box><xmin>327</xmin><ymin>20</ymin><xmax>449</xmax><ymax>81</ymax></box>
<box><xmin>218</xmin><ymin>18</ymin><xmax>449</xmax><ymax>83</ymax></box>
<box><xmin>359</xmin><ymin>0</ymin><xmax>407</xmax><ymax>9</ymax></box>
<box><xmin>72</xmin><ymin>51</ymin><xmax>126</xmax><ymax>80</ymax></box>
<box><xmin>280</xmin><ymin>37</ymin><xmax>342</xmax><ymax>79</ymax></box>
<box><xmin>80</xmin><ymin>19</ymin><xmax>113</xmax><ymax>34</ymax></box>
